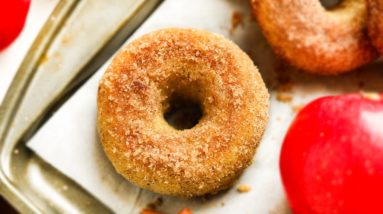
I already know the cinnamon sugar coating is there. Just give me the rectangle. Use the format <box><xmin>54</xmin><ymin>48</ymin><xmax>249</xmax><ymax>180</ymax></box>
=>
<box><xmin>251</xmin><ymin>0</ymin><xmax>378</xmax><ymax>74</ymax></box>
<box><xmin>97</xmin><ymin>28</ymin><xmax>269</xmax><ymax>197</ymax></box>
<box><xmin>367</xmin><ymin>0</ymin><xmax>383</xmax><ymax>54</ymax></box>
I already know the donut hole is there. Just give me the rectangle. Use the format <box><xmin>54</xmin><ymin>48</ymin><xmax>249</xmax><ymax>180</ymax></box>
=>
<box><xmin>320</xmin><ymin>0</ymin><xmax>341</xmax><ymax>9</ymax></box>
<box><xmin>163</xmin><ymin>93</ymin><xmax>203</xmax><ymax>130</ymax></box>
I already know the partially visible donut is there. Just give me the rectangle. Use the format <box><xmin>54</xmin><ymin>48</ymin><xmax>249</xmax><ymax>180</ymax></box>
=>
<box><xmin>251</xmin><ymin>0</ymin><xmax>378</xmax><ymax>74</ymax></box>
<box><xmin>367</xmin><ymin>0</ymin><xmax>383</xmax><ymax>54</ymax></box>
<box><xmin>97</xmin><ymin>28</ymin><xmax>269</xmax><ymax>197</ymax></box>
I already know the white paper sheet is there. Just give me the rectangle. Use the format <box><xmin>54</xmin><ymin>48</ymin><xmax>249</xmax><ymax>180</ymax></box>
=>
<box><xmin>27</xmin><ymin>0</ymin><xmax>383</xmax><ymax>213</ymax></box>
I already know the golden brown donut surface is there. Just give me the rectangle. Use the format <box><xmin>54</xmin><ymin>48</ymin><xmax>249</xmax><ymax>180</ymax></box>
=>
<box><xmin>97</xmin><ymin>28</ymin><xmax>269</xmax><ymax>197</ymax></box>
<box><xmin>251</xmin><ymin>0</ymin><xmax>378</xmax><ymax>74</ymax></box>
<box><xmin>367</xmin><ymin>0</ymin><xmax>383</xmax><ymax>54</ymax></box>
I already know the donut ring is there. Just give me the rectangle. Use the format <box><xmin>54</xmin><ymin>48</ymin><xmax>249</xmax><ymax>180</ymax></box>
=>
<box><xmin>97</xmin><ymin>28</ymin><xmax>269</xmax><ymax>197</ymax></box>
<box><xmin>367</xmin><ymin>0</ymin><xmax>383</xmax><ymax>54</ymax></box>
<box><xmin>251</xmin><ymin>0</ymin><xmax>378</xmax><ymax>74</ymax></box>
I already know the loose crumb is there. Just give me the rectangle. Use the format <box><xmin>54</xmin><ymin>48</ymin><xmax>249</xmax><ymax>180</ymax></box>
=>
<box><xmin>61</xmin><ymin>35</ymin><xmax>72</xmax><ymax>45</ymax></box>
<box><xmin>147</xmin><ymin>197</ymin><xmax>163</xmax><ymax>210</ymax></box>
<box><xmin>237</xmin><ymin>184</ymin><xmax>251</xmax><ymax>193</ymax></box>
<box><xmin>13</xmin><ymin>149</ymin><xmax>19</xmax><ymax>155</ymax></box>
<box><xmin>178</xmin><ymin>208</ymin><xmax>192</xmax><ymax>214</ymax></box>
<box><xmin>276</xmin><ymin>93</ymin><xmax>293</xmax><ymax>103</ymax></box>
<box><xmin>230</xmin><ymin>11</ymin><xmax>243</xmax><ymax>33</ymax></box>
<box><xmin>276</xmin><ymin>82</ymin><xmax>293</xmax><ymax>92</ymax></box>
<box><xmin>292</xmin><ymin>104</ymin><xmax>304</xmax><ymax>113</ymax></box>
<box><xmin>361</xmin><ymin>91</ymin><xmax>381</xmax><ymax>101</ymax></box>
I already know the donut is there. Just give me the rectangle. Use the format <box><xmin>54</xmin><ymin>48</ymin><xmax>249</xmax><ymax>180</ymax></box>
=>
<box><xmin>97</xmin><ymin>28</ymin><xmax>269</xmax><ymax>197</ymax></box>
<box><xmin>367</xmin><ymin>0</ymin><xmax>383</xmax><ymax>54</ymax></box>
<box><xmin>251</xmin><ymin>0</ymin><xmax>378</xmax><ymax>74</ymax></box>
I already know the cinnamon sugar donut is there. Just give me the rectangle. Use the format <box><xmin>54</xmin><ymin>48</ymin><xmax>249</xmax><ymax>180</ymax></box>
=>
<box><xmin>251</xmin><ymin>0</ymin><xmax>378</xmax><ymax>74</ymax></box>
<box><xmin>367</xmin><ymin>0</ymin><xmax>383</xmax><ymax>54</ymax></box>
<box><xmin>97</xmin><ymin>28</ymin><xmax>269</xmax><ymax>197</ymax></box>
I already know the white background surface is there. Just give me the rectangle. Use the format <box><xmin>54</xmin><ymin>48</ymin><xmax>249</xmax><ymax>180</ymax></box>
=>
<box><xmin>0</xmin><ymin>0</ymin><xmax>58</xmax><ymax>104</ymax></box>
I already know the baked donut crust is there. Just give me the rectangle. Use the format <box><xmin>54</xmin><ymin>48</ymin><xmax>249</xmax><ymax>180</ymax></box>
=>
<box><xmin>97</xmin><ymin>28</ymin><xmax>269</xmax><ymax>197</ymax></box>
<box><xmin>251</xmin><ymin>0</ymin><xmax>378</xmax><ymax>74</ymax></box>
<box><xmin>367</xmin><ymin>0</ymin><xmax>383</xmax><ymax>54</ymax></box>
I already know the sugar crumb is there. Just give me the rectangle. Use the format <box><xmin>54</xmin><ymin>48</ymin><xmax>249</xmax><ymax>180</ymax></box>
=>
<box><xmin>237</xmin><ymin>184</ymin><xmax>251</xmax><ymax>193</ymax></box>
<box><xmin>146</xmin><ymin>197</ymin><xmax>163</xmax><ymax>210</ymax></box>
<box><xmin>230</xmin><ymin>11</ymin><xmax>243</xmax><ymax>34</ymax></box>
<box><xmin>276</xmin><ymin>93</ymin><xmax>292</xmax><ymax>103</ymax></box>
<box><xmin>292</xmin><ymin>104</ymin><xmax>304</xmax><ymax>113</ymax></box>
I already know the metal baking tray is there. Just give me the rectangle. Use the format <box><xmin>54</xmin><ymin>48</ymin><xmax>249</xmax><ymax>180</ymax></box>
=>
<box><xmin>0</xmin><ymin>0</ymin><xmax>162</xmax><ymax>212</ymax></box>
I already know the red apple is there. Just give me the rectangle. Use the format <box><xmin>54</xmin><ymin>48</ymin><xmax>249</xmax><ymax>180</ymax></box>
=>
<box><xmin>280</xmin><ymin>93</ymin><xmax>383</xmax><ymax>214</ymax></box>
<box><xmin>0</xmin><ymin>0</ymin><xmax>31</xmax><ymax>50</ymax></box>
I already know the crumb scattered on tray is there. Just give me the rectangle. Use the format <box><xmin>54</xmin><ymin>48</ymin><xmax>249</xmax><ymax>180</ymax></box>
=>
<box><xmin>276</xmin><ymin>82</ymin><xmax>293</xmax><ymax>93</ymax></box>
<box><xmin>147</xmin><ymin>197</ymin><xmax>163</xmax><ymax>211</ymax></box>
<box><xmin>61</xmin><ymin>34</ymin><xmax>72</xmax><ymax>45</ymax></box>
<box><xmin>230</xmin><ymin>11</ymin><xmax>243</xmax><ymax>34</ymax></box>
<box><xmin>276</xmin><ymin>93</ymin><xmax>293</xmax><ymax>103</ymax></box>
<box><xmin>13</xmin><ymin>149</ymin><xmax>19</xmax><ymax>155</ymax></box>
<box><xmin>292</xmin><ymin>104</ymin><xmax>304</xmax><ymax>113</ymax></box>
<box><xmin>361</xmin><ymin>91</ymin><xmax>381</xmax><ymax>101</ymax></box>
<box><xmin>237</xmin><ymin>184</ymin><xmax>251</xmax><ymax>193</ymax></box>
<box><xmin>178</xmin><ymin>208</ymin><xmax>192</xmax><ymax>214</ymax></box>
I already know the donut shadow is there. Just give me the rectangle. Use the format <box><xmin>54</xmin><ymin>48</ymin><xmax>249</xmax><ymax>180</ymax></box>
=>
<box><xmin>269</xmin><ymin>59</ymin><xmax>383</xmax><ymax>95</ymax></box>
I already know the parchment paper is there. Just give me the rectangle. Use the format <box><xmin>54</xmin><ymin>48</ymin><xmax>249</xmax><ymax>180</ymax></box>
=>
<box><xmin>27</xmin><ymin>0</ymin><xmax>383</xmax><ymax>213</ymax></box>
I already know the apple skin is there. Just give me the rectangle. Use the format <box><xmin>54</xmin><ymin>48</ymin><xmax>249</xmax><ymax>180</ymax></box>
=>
<box><xmin>280</xmin><ymin>93</ymin><xmax>383</xmax><ymax>214</ymax></box>
<box><xmin>0</xmin><ymin>0</ymin><xmax>31</xmax><ymax>50</ymax></box>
